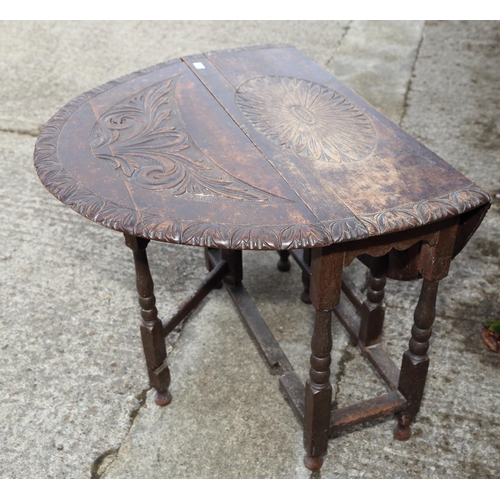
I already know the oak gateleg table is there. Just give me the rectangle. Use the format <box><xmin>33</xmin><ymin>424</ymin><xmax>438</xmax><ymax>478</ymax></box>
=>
<box><xmin>34</xmin><ymin>45</ymin><xmax>491</xmax><ymax>471</ymax></box>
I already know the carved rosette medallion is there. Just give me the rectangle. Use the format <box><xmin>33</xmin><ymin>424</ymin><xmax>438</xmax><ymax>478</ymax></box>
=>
<box><xmin>90</xmin><ymin>78</ymin><xmax>289</xmax><ymax>204</ymax></box>
<box><xmin>236</xmin><ymin>76</ymin><xmax>377</xmax><ymax>163</ymax></box>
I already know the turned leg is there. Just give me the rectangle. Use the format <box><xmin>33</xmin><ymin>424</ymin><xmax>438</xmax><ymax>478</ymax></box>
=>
<box><xmin>124</xmin><ymin>234</ymin><xmax>172</xmax><ymax>406</ymax></box>
<box><xmin>394</xmin><ymin>278</ymin><xmax>439</xmax><ymax>440</ymax></box>
<box><xmin>277</xmin><ymin>250</ymin><xmax>291</xmax><ymax>272</ymax></box>
<box><xmin>359</xmin><ymin>255</ymin><xmax>388</xmax><ymax>347</ymax></box>
<box><xmin>304</xmin><ymin>310</ymin><xmax>333</xmax><ymax>471</ymax></box>
<box><xmin>304</xmin><ymin>246</ymin><xmax>344</xmax><ymax>471</ymax></box>
<box><xmin>394</xmin><ymin>220</ymin><xmax>458</xmax><ymax>439</ymax></box>
<box><xmin>301</xmin><ymin>248</ymin><xmax>312</xmax><ymax>304</ymax></box>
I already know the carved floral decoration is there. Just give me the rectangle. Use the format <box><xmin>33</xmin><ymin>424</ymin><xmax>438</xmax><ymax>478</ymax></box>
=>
<box><xmin>236</xmin><ymin>76</ymin><xmax>377</xmax><ymax>163</ymax></box>
<box><xmin>90</xmin><ymin>78</ymin><xmax>288</xmax><ymax>203</ymax></box>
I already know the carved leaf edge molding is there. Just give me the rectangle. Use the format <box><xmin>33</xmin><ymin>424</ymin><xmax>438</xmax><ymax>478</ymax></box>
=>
<box><xmin>34</xmin><ymin>150</ymin><xmax>333</xmax><ymax>250</ymax></box>
<box><xmin>358</xmin><ymin>185</ymin><xmax>491</xmax><ymax>237</ymax></box>
<box><xmin>34</xmin><ymin>59</ymin><xmax>491</xmax><ymax>250</ymax></box>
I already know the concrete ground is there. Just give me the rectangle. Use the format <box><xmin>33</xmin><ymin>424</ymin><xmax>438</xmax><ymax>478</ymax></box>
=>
<box><xmin>0</xmin><ymin>21</ymin><xmax>499</xmax><ymax>479</ymax></box>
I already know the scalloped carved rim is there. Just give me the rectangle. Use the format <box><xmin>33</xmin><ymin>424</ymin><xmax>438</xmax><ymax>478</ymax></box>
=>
<box><xmin>358</xmin><ymin>185</ymin><xmax>491</xmax><ymax>238</ymax></box>
<box><xmin>33</xmin><ymin>58</ymin><xmax>491</xmax><ymax>250</ymax></box>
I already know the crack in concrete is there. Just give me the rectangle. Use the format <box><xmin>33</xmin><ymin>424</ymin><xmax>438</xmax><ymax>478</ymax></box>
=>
<box><xmin>128</xmin><ymin>389</ymin><xmax>149</xmax><ymax>427</ymax></box>
<box><xmin>331</xmin><ymin>339</ymin><xmax>356</xmax><ymax>411</ymax></box>
<box><xmin>325</xmin><ymin>21</ymin><xmax>353</xmax><ymax>68</ymax></box>
<box><xmin>90</xmin><ymin>447</ymin><xmax>120</xmax><ymax>479</ymax></box>
<box><xmin>399</xmin><ymin>22</ymin><xmax>426</xmax><ymax>127</ymax></box>
<box><xmin>89</xmin><ymin>300</ymin><xmax>196</xmax><ymax>478</ymax></box>
<box><xmin>164</xmin><ymin>292</ymin><xmax>213</xmax><ymax>355</ymax></box>
<box><xmin>0</xmin><ymin>127</ymin><xmax>40</xmax><ymax>137</ymax></box>
<box><xmin>90</xmin><ymin>388</ymin><xmax>148</xmax><ymax>479</ymax></box>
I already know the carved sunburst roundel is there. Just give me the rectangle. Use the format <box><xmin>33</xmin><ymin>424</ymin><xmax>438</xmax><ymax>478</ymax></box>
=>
<box><xmin>236</xmin><ymin>76</ymin><xmax>377</xmax><ymax>163</ymax></box>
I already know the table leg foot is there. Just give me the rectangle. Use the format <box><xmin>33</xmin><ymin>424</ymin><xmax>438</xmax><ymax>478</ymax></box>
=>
<box><xmin>393</xmin><ymin>421</ymin><xmax>412</xmax><ymax>441</ymax></box>
<box><xmin>154</xmin><ymin>389</ymin><xmax>172</xmax><ymax>407</ymax></box>
<box><xmin>277</xmin><ymin>250</ymin><xmax>291</xmax><ymax>272</ymax></box>
<box><xmin>304</xmin><ymin>455</ymin><xmax>323</xmax><ymax>471</ymax></box>
<box><xmin>301</xmin><ymin>289</ymin><xmax>312</xmax><ymax>304</ymax></box>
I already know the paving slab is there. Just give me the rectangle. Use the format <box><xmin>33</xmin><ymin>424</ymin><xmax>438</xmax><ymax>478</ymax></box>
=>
<box><xmin>327</xmin><ymin>20</ymin><xmax>425</xmax><ymax>124</ymax></box>
<box><xmin>0</xmin><ymin>129</ymin><xmax>211</xmax><ymax>478</ymax></box>
<box><xmin>1</xmin><ymin>20</ymin><xmax>499</xmax><ymax>479</ymax></box>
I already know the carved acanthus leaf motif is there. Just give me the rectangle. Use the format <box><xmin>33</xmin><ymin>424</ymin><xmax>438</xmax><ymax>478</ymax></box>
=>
<box><xmin>328</xmin><ymin>218</ymin><xmax>370</xmax><ymax>242</ymax></box>
<box><xmin>91</xmin><ymin>79</ymin><xmax>290</xmax><ymax>203</ymax></box>
<box><xmin>279</xmin><ymin>224</ymin><xmax>331</xmax><ymax>249</ymax></box>
<box><xmin>236</xmin><ymin>76</ymin><xmax>377</xmax><ymax>163</ymax></box>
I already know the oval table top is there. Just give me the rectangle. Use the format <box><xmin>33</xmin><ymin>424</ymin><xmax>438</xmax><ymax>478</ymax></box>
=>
<box><xmin>34</xmin><ymin>45</ymin><xmax>491</xmax><ymax>250</ymax></box>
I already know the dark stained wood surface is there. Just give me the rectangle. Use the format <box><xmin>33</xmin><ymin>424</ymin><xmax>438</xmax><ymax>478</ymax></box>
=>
<box><xmin>34</xmin><ymin>45</ymin><xmax>491</xmax><ymax>250</ymax></box>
